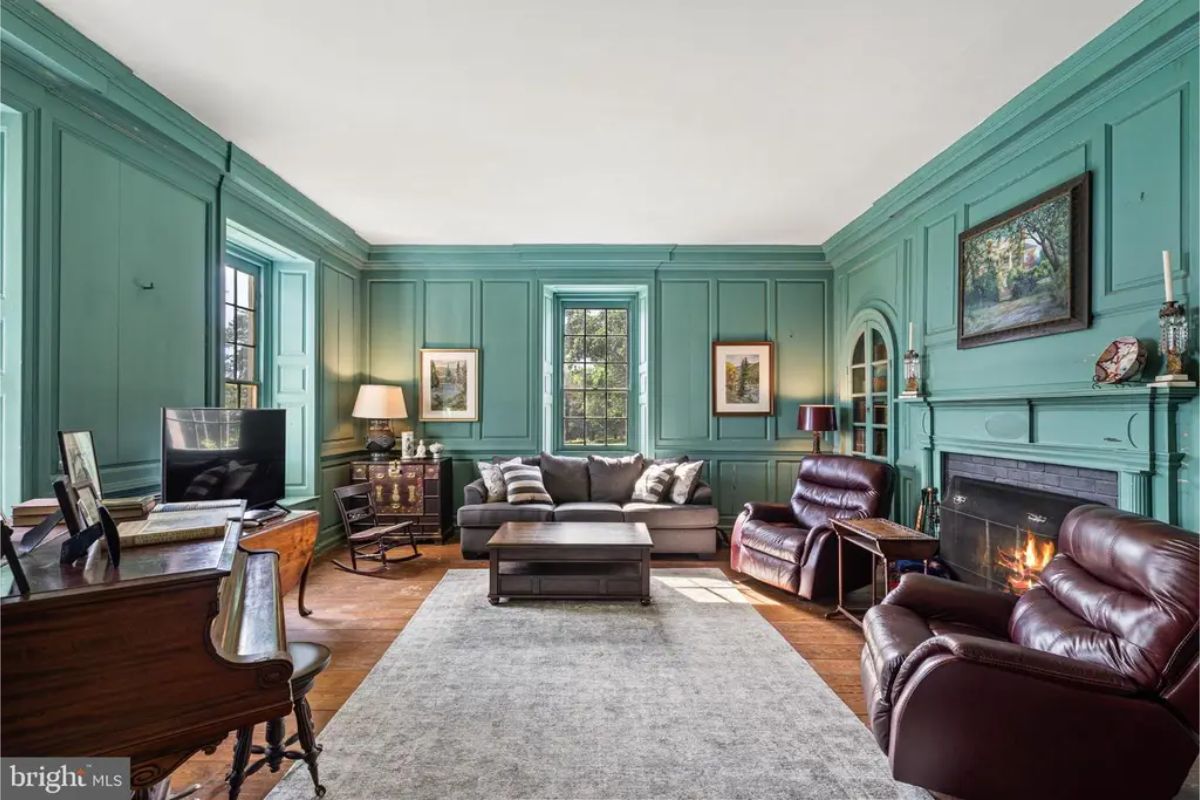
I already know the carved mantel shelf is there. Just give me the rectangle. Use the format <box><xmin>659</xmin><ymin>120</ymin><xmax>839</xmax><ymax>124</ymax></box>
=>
<box><xmin>896</xmin><ymin>384</ymin><xmax>1196</xmax><ymax>524</ymax></box>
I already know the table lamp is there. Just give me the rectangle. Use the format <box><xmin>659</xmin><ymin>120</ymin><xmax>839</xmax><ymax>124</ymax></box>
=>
<box><xmin>797</xmin><ymin>404</ymin><xmax>837</xmax><ymax>454</ymax></box>
<box><xmin>352</xmin><ymin>385</ymin><xmax>408</xmax><ymax>459</ymax></box>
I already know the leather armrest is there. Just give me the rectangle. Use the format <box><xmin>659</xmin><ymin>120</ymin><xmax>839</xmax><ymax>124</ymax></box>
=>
<box><xmin>894</xmin><ymin>633</ymin><xmax>1138</xmax><ymax>702</ymax></box>
<box><xmin>464</xmin><ymin>478</ymin><xmax>486</xmax><ymax>506</ymax></box>
<box><xmin>882</xmin><ymin>573</ymin><xmax>1017</xmax><ymax>637</ymax></box>
<box><xmin>742</xmin><ymin>502</ymin><xmax>795</xmax><ymax>524</ymax></box>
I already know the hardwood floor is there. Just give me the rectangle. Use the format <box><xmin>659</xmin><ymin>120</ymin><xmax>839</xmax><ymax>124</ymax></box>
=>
<box><xmin>172</xmin><ymin>540</ymin><xmax>871</xmax><ymax>800</ymax></box>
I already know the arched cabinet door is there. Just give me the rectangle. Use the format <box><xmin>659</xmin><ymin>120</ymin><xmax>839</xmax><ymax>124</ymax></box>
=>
<box><xmin>847</xmin><ymin>322</ymin><xmax>893</xmax><ymax>461</ymax></box>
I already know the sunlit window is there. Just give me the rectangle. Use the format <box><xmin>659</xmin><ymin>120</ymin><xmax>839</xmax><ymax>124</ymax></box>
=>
<box><xmin>223</xmin><ymin>265</ymin><xmax>258</xmax><ymax>408</ymax></box>
<box><xmin>562</xmin><ymin>307</ymin><xmax>628</xmax><ymax>447</ymax></box>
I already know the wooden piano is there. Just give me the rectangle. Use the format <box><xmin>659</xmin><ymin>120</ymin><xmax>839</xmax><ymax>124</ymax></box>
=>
<box><xmin>0</xmin><ymin>509</ymin><xmax>319</xmax><ymax>798</ymax></box>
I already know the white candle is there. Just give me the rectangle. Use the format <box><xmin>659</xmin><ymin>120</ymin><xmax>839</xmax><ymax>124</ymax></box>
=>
<box><xmin>1163</xmin><ymin>250</ymin><xmax>1174</xmax><ymax>303</ymax></box>
<box><xmin>908</xmin><ymin>322</ymin><xmax>914</xmax><ymax>351</ymax></box>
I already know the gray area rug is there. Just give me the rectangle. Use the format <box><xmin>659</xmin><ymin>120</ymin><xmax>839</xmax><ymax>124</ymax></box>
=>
<box><xmin>267</xmin><ymin>569</ymin><xmax>927</xmax><ymax>800</ymax></box>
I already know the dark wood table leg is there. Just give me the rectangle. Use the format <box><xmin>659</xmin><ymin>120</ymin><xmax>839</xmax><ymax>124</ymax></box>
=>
<box><xmin>226</xmin><ymin>725</ymin><xmax>254</xmax><ymax>800</ymax></box>
<box><xmin>640</xmin><ymin>546</ymin><xmax>651</xmax><ymax>605</ymax></box>
<box><xmin>488</xmin><ymin>549</ymin><xmax>500</xmax><ymax>605</ymax></box>
<box><xmin>293</xmin><ymin>697</ymin><xmax>326</xmax><ymax>797</ymax></box>
<box><xmin>298</xmin><ymin>558</ymin><xmax>313</xmax><ymax>617</ymax></box>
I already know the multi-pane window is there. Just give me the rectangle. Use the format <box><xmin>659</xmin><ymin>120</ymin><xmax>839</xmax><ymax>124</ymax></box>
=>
<box><xmin>562</xmin><ymin>307</ymin><xmax>629</xmax><ymax>447</ymax></box>
<box><xmin>223</xmin><ymin>265</ymin><xmax>259</xmax><ymax>408</ymax></box>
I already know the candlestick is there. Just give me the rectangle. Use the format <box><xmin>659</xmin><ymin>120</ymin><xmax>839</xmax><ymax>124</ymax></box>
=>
<box><xmin>1163</xmin><ymin>250</ymin><xmax>1174</xmax><ymax>303</ymax></box>
<box><xmin>1149</xmin><ymin>299</ymin><xmax>1195</xmax><ymax>388</ymax></box>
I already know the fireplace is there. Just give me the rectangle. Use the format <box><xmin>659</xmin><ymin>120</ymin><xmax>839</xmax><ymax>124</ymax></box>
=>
<box><xmin>937</xmin><ymin>467</ymin><xmax>1100</xmax><ymax>595</ymax></box>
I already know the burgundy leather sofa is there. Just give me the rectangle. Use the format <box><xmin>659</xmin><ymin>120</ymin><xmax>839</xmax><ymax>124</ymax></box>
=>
<box><xmin>861</xmin><ymin>505</ymin><xmax>1199</xmax><ymax>800</ymax></box>
<box><xmin>730</xmin><ymin>455</ymin><xmax>895</xmax><ymax>599</ymax></box>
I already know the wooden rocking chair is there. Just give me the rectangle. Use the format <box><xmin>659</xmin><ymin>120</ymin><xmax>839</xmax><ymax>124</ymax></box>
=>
<box><xmin>331</xmin><ymin>483</ymin><xmax>421</xmax><ymax>574</ymax></box>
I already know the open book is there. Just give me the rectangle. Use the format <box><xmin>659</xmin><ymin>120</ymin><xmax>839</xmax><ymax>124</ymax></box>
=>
<box><xmin>115</xmin><ymin>500</ymin><xmax>246</xmax><ymax>549</ymax></box>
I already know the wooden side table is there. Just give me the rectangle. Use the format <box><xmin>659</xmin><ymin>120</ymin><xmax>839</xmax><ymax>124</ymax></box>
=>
<box><xmin>825</xmin><ymin>517</ymin><xmax>939</xmax><ymax>628</ymax></box>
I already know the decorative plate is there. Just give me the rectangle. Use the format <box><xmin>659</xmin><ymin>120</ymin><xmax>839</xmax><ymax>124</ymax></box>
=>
<box><xmin>1094</xmin><ymin>337</ymin><xmax>1146</xmax><ymax>384</ymax></box>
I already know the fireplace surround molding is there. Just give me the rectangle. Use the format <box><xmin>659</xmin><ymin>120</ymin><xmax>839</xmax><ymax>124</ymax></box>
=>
<box><xmin>895</xmin><ymin>384</ymin><xmax>1196</xmax><ymax>529</ymax></box>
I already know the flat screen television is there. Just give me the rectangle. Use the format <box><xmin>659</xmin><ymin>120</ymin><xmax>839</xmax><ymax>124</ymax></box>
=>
<box><xmin>161</xmin><ymin>408</ymin><xmax>286</xmax><ymax>509</ymax></box>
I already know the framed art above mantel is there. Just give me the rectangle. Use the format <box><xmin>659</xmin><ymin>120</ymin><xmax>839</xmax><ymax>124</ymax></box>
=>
<box><xmin>957</xmin><ymin>172</ymin><xmax>1091</xmax><ymax>349</ymax></box>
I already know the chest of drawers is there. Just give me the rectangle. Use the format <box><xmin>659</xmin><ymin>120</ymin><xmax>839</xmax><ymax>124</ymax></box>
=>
<box><xmin>349</xmin><ymin>457</ymin><xmax>452</xmax><ymax>543</ymax></box>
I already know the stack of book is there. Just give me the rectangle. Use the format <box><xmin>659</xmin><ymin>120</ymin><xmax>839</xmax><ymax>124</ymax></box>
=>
<box><xmin>11</xmin><ymin>498</ymin><xmax>59</xmax><ymax>527</ymax></box>
<box><xmin>115</xmin><ymin>500</ymin><xmax>244</xmax><ymax>549</ymax></box>
<box><xmin>101</xmin><ymin>495</ymin><xmax>156</xmax><ymax>521</ymax></box>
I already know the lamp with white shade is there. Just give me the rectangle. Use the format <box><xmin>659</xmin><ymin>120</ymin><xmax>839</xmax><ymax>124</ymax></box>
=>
<box><xmin>352</xmin><ymin>385</ymin><xmax>409</xmax><ymax>458</ymax></box>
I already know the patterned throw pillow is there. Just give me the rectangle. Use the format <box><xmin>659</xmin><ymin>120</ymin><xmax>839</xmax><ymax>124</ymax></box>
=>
<box><xmin>476</xmin><ymin>460</ymin><xmax>511</xmax><ymax>503</ymax></box>
<box><xmin>669</xmin><ymin>460</ymin><xmax>705</xmax><ymax>505</ymax></box>
<box><xmin>500</xmin><ymin>461</ymin><xmax>553</xmax><ymax>505</ymax></box>
<box><xmin>631</xmin><ymin>463</ymin><xmax>677</xmax><ymax>503</ymax></box>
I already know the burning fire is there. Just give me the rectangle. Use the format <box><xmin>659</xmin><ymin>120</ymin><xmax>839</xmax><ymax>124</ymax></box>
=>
<box><xmin>998</xmin><ymin>532</ymin><xmax>1055</xmax><ymax>594</ymax></box>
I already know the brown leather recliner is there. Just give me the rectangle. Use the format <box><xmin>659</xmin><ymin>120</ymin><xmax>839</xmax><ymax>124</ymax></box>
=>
<box><xmin>730</xmin><ymin>455</ymin><xmax>895</xmax><ymax>599</ymax></box>
<box><xmin>861</xmin><ymin>505</ymin><xmax>1199</xmax><ymax>800</ymax></box>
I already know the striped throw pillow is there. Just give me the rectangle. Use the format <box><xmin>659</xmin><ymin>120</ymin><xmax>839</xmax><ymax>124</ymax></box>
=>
<box><xmin>500</xmin><ymin>462</ymin><xmax>552</xmax><ymax>505</ymax></box>
<box><xmin>631</xmin><ymin>463</ymin><xmax>677</xmax><ymax>503</ymax></box>
<box><xmin>669</xmin><ymin>459</ymin><xmax>705</xmax><ymax>504</ymax></box>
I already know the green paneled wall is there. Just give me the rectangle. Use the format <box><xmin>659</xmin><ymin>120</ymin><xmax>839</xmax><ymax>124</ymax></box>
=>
<box><xmin>1</xmin><ymin>0</ymin><xmax>368</xmax><ymax>543</ymax></box>
<box><xmin>825</xmin><ymin>0</ymin><xmax>1199</xmax><ymax>530</ymax></box>
<box><xmin>361</xmin><ymin>249</ymin><xmax>833</xmax><ymax>522</ymax></box>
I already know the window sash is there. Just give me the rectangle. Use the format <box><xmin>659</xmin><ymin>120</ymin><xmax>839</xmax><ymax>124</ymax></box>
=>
<box><xmin>556</xmin><ymin>298</ymin><xmax>635</xmax><ymax>451</ymax></box>
<box><xmin>222</xmin><ymin>259</ymin><xmax>261</xmax><ymax>409</ymax></box>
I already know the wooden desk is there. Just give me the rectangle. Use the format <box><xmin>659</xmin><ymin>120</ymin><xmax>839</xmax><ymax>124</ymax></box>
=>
<box><xmin>825</xmin><ymin>517</ymin><xmax>939</xmax><ymax>628</ymax></box>
<box><xmin>240</xmin><ymin>510</ymin><xmax>320</xmax><ymax>617</ymax></box>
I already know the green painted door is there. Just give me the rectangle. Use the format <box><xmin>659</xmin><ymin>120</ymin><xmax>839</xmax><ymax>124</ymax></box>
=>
<box><xmin>0</xmin><ymin>106</ymin><xmax>22</xmax><ymax>511</ymax></box>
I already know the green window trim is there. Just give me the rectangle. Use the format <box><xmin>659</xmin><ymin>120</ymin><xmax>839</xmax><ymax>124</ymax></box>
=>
<box><xmin>554</xmin><ymin>294</ymin><xmax>639</xmax><ymax>453</ymax></box>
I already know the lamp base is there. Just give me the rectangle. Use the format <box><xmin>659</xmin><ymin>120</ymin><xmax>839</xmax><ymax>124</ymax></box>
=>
<box><xmin>364</xmin><ymin>418</ymin><xmax>396</xmax><ymax>458</ymax></box>
<box><xmin>811</xmin><ymin>432</ymin><xmax>823</xmax><ymax>455</ymax></box>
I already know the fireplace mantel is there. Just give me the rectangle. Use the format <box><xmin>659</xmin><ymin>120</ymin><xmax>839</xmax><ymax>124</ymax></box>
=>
<box><xmin>894</xmin><ymin>384</ymin><xmax>1196</xmax><ymax>527</ymax></box>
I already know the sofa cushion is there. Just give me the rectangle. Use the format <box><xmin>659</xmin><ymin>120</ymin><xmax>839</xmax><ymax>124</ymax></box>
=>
<box><xmin>552</xmin><ymin>502</ymin><xmax>625</xmax><ymax>522</ymax></box>
<box><xmin>500</xmin><ymin>462</ymin><xmax>552</xmax><ymax>505</ymax></box>
<box><xmin>457</xmin><ymin>502</ymin><xmax>554</xmax><ymax>527</ymax></box>
<box><xmin>630</xmin><ymin>462</ymin><xmax>677</xmax><ymax>503</ymax></box>
<box><xmin>739</xmin><ymin>519</ymin><xmax>807</xmax><ymax>564</ymax></box>
<box><xmin>621</xmin><ymin>502</ymin><xmax>718</xmax><ymax>529</ymax></box>
<box><xmin>668</xmin><ymin>459</ymin><xmax>705</xmax><ymax>504</ymax></box>
<box><xmin>588</xmin><ymin>454</ymin><xmax>644</xmax><ymax>503</ymax></box>
<box><xmin>539</xmin><ymin>452</ymin><xmax>590</xmax><ymax>503</ymax></box>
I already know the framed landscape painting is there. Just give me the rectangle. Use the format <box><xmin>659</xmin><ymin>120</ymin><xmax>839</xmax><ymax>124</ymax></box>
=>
<box><xmin>958</xmin><ymin>172</ymin><xmax>1091</xmax><ymax>349</ymax></box>
<box><xmin>712</xmin><ymin>341</ymin><xmax>774</xmax><ymax>416</ymax></box>
<box><xmin>419</xmin><ymin>348</ymin><xmax>479</xmax><ymax>421</ymax></box>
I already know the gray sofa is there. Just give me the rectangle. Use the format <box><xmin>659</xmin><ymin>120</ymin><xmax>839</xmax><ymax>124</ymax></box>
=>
<box><xmin>457</xmin><ymin>453</ymin><xmax>719</xmax><ymax>558</ymax></box>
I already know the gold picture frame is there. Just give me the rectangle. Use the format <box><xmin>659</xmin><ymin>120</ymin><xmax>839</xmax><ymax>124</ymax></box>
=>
<box><xmin>419</xmin><ymin>348</ymin><xmax>480</xmax><ymax>422</ymax></box>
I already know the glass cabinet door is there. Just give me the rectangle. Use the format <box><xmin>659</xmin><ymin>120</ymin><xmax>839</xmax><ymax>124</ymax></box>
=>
<box><xmin>849</xmin><ymin>324</ymin><xmax>891</xmax><ymax>461</ymax></box>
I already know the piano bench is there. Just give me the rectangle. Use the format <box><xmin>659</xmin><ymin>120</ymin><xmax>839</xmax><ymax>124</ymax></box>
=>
<box><xmin>227</xmin><ymin>641</ymin><xmax>332</xmax><ymax>799</ymax></box>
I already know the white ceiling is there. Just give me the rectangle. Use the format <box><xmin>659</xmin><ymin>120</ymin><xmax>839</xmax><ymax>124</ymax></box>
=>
<box><xmin>41</xmin><ymin>0</ymin><xmax>1138</xmax><ymax>245</ymax></box>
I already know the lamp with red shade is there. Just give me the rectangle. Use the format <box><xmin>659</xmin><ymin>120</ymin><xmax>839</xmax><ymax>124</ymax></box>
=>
<box><xmin>797</xmin><ymin>404</ymin><xmax>837</xmax><ymax>454</ymax></box>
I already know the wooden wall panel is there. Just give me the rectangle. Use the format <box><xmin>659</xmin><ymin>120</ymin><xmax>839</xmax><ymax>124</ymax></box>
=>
<box><xmin>775</xmin><ymin>280</ymin><xmax>826</xmax><ymax>443</ymax></box>
<box><xmin>58</xmin><ymin>132</ymin><xmax>121</xmax><ymax>467</ymax></box>
<box><xmin>1109</xmin><ymin>91</ymin><xmax>1182</xmax><ymax>295</ymax></box>
<box><xmin>657</xmin><ymin>280</ymin><xmax>711</xmax><ymax>442</ymax></box>
<box><xmin>481</xmin><ymin>281</ymin><xmax>532</xmax><ymax>442</ymax></box>
<box><xmin>717</xmin><ymin>280</ymin><xmax>768</xmax><ymax>441</ymax></box>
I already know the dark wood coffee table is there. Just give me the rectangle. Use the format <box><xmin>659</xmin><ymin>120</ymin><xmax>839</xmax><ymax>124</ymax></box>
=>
<box><xmin>486</xmin><ymin>522</ymin><xmax>653</xmax><ymax>605</ymax></box>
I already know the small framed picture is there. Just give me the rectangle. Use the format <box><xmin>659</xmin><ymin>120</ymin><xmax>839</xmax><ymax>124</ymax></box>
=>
<box><xmin>419</xmin><ymin>349</ymin><xmax>479</xmax><ymax>421</ymax></box>
<box><xmin>712</xmin><ymin>341</ymin><xmax>774</xmax><ymax>416</ymax></box>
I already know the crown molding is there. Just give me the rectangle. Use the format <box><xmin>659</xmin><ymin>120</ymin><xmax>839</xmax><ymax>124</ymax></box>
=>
<box><xmin>822</xmin><ymin>0</ymin><xmax>1198</xmax><ymax>266</ymax></box>
<box><xmin>365</xmin><ymin>243</ymin><xmax>828</xmax><ymax>271</ymax></box>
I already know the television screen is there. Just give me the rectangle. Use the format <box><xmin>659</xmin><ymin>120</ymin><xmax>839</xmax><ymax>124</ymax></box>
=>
<box><xmin>161</xmin><ymin>408</ymin><xmax>286</xmax><ymax>509</ymax></box>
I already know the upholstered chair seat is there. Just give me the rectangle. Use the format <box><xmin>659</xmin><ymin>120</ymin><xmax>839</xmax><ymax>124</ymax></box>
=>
<box><xmin>861</xmin><ymin>505</ymin><xmax>1200</xmax><ymax>800</ymax></box>
<box><xmin>730</xmin><ymin>455</ymin><xmax>895</xmax><ymax>599</ymax></box>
